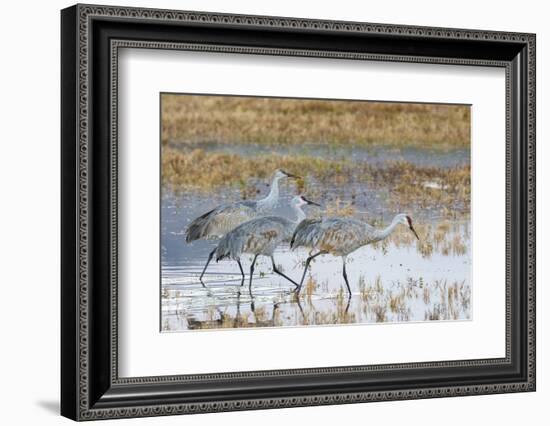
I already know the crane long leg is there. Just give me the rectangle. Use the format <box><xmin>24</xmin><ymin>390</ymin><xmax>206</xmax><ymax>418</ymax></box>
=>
<box><xmin>249</xmin><ymin>254</ymin><xmax>259</xmax><ymax>296</ymax></box>
<box><xmin>342</xmin><ymin>257</ymin><xmax>352</xmax><ymax>295</ymax></box>
<box><xmin>344</xmin><ymin>292</ymin><xmax>352</xmax><ymax>313</ymax></box>
<box><xmin>237</xmin><ymin>259</ymin><xmax>245</xmax><ymax>286</ymax></box>
<box><xmin>296</xmin><ymin>251</ymin><xmax>326</xmax><ymax>294</ymax></box>
<box><xmin>270</xmin><ymin>256</ymin><xmax>299</xmax><ymax>288</ymax></box>
<box><xmin>295</xmin><ymin>297</ymin><xmax>305</xmax><ymax>321</ymax></box>
<box><xmin>234</xmin><ymin>290</ymin><xmax>242</xmax><ymax>327</ymax></box>
<box><xmin>199</xmin><ymin>249</ymin><xmax>215</xmax><ymax>287</ymax></box>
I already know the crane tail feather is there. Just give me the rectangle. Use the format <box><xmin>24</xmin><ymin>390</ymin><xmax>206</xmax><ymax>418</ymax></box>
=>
<box><xmin>185</xmin><ymin>208</ymin><xmax>216</xmax><ymax>242</ymax></box>
<box><xmin>291</xmin><ymin>218</ymin><xmax>321</xmax><ymax>250</ymax></box>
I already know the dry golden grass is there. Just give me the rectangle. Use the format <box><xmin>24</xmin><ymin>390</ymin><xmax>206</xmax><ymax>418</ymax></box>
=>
<box><xmin>302</xmin><ymin>289</ymin><xmax>357</xmax><ymax>325</ymax></box>
<box><xmin>379</xmin><ymin>220</ymin><xmax>469</xmax><ymax>258</ymax></box>
<box><xmin>162</xmin><ymin>94</ymin><xmax>470</xmax><ymax>149</ymax></box>
<box><xmin>162</xmin><ymin>147</ymin><xmax>470</xmax><ymax>216</ymax></box>
<box><xmin>389</xmin><ymin>291</ymin><xmax>406</xmax><ymax>314</ymax></box>
<box><xmin>164</xmin><ymin>274</ymin><xmax>471</xmax><ymax>330</ymax></box>
<box><xmin>324</xmin><ymin>197</ymin><xmax>356</xmax><ymax>217</ymax></box>
<box><xmin>304</xmin><ymin>276</ymin><xmax>317</xmax><ymax>300</ymax></box>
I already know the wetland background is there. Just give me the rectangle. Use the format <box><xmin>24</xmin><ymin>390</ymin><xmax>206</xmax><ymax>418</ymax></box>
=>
<box><xmin>161</xmin><ymin>94</ymin><xmax>471</xmax><ymax>332</ymax></box>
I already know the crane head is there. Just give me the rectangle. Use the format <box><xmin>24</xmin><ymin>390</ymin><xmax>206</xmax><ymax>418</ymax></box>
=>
<box><xmin>292</xmin><ymin>195</ymin><xmax>321</xmax><ymax>207</ymax></box>
<box><xmin>275</xmin><ymin>169</ymin><xmax>301</xmax><ymax>180</ymax></box>
<box><xmin>300</xmin><ymin>195</ymin><xmax>321</xmax><ymax>207</ymax></box>
<box><xmin>396</xmin><ymin>214</ymin><xmax>420</xmax><ymax>240</ymax></box>
<box><xmin>405</xmin><ymin>215</ymin><xmax>420</xmax><ymax>240</ymax></box>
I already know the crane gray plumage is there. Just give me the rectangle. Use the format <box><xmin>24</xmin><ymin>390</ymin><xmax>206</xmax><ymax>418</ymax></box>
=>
<box><xmin>200</xmin><ymin>195</ymin><xmax>320</xmax><ymax>293</ymax></box>
<box><xmin>215</xmin><ymin>216</ymin><xmax>296</xmax><ymax>262</ymax></box>
<box><xmin>291</xmin><ymin>214</ymin><xmax>420</xmax><ymax>294</ymax></box>
<box><xmin>186</xmin><ymin>169</ymin><xmax>298</xmax><ymax>243</ymax></box>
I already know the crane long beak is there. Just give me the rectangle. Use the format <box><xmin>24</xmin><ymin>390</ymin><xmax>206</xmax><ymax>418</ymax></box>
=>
<box><xmin>302</xmin><ymin>196</ymin><xmax>321</xmax><ymax>207</ymax></box>
<box><xmin>283</xmin><ymin>170</ymin><xmax>302</xmax><ymax>180</ymax></box>
<box><xmin>410</xmin><ymin>225</ymin><xmax>420</xmax><ymax>241</ymax></box>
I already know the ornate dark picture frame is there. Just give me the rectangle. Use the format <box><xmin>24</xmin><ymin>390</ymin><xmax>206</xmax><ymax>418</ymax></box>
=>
<box><xmin>61</xmin><ymin>4</ymin><xmax>536</xmax><ymax>421</ymax></box>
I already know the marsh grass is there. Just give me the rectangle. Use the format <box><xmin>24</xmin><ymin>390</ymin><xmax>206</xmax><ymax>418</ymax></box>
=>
<box><xmin>162</xmin><ymin>274</ymin><xmax>470</xmax><ymax>330</ymax></box>
<box><xmin>354</xmin><ymin>276</ymin><xmax>470</xmax><ymax>323</ymax></box>
<box><xmin>300</xmin><ymin>288</ymin><xmax>357</xmax><ymax>325</ymax></box>
<box><xmin>162</xmin><ymin>94</ymin><xmax>470</xmax><ymax>149</ymax></box>
<box><xmin>162</xmin><ymin>148</ymin><xmax>470</xmax><ymax>217</ymax></box>
<box><xmin>305</xmin><ymin>276</ymin><xmax>317</xmax><ymax>300</ymax></box>
<box><xmin>362</xmin><ymin>220</ymin><xmax>469</xmax><ymax>258</ymax></box>
<box><xmin>423</xmin><ymin>280</ymin><xmax>470</xmax><ymax>321</ymax></box>
<box><xmin>324</xmin><ymin>197</ymin><xmax>356</xmax><ymax>217</ymax></box>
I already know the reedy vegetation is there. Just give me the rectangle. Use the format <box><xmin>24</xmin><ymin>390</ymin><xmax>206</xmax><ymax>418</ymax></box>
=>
<box><xmin>162</xmin><ymin>95</ymin><xmax>470</xmax><ymax>149</ymax></box>
<box><xmin>162</xmin><ymin>148</ymin><xmax>470</xmax><ymax>218</ymax></box>
<box><xmin>161</xmin><ymin>275</ymin><xmax>471</xmax><ymax>330</ymax></box>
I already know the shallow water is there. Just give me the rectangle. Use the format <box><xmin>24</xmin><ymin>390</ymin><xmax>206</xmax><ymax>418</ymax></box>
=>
<box><xmin>162</xmin><ymin>240</ymin><xmax>471</xmax><ymax>331</ymax></box>
<box><xmin>161</xmin><ymin>145</ymin><xmax>471</xmax><ymax>332</ymax></box>
<box><xmin>177</xmin><ymin>141</ymin><xmax>470</xmax><ymax>169</ymax></box>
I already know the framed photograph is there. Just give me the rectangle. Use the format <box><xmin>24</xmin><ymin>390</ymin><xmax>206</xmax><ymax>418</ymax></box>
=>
<box><xmin>61</xmin><ymin>4</ymin><xmax>536</xmax><ymax>421</ymax></box>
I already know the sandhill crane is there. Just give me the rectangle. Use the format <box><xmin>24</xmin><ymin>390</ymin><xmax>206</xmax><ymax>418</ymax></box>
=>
<box><xmin>203</xmin><ymin>195</ymin><xmax>320</xmax><ymax>294</ymax></box>
<box><xmin>186</xmin><ymin>169</ymin><xmax>299</xmax><ymax>243</ymax></box>
<box><xmin>290</xmin><ymin>214</ymin><xmax>420</xmax><ymax>295</ymax></box>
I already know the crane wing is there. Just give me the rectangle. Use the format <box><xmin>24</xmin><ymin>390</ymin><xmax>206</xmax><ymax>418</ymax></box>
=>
<box><xmin>315</xmin><ymin>218</ymin><xmax>366</xmax><ymax>253</ymax></box>
<box><xmin>215</xmin><ymin>216</ymin><xmax>288</xmax><ymax>260</ymax></box>
<box><xmin>241</xmin><ymin>217</ymin><xmax>287</xmax><ymax>253</ymax></box>
<box><xmin>291</xmin><ymin>217</ymin><xmax>369</xmax><ymax>255</ymax></box>
<box><xmin>185</xmin><ymin>201</ymin><xmax>257</xmax><ymax>242</ymax></box>
<box><xmin>290</xmin><ymin>218</ymin><xmax>322</xmax><ymax>249</ymax></box>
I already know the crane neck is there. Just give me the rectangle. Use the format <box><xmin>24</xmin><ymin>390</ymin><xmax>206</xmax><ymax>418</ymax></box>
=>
<box><xmin>257</xmin><ymin>176</ymin><xmax>280</xmax><ymax>212</ymax></box>
<box><xmin>375</xmin><ymin>216</ymin><xmax>401</xmax><ymax>241</ymax></box>
<box><xmin>291</xmin><ymin>203</ymin><xmax>307</xmax><ymax>224</ymax></box>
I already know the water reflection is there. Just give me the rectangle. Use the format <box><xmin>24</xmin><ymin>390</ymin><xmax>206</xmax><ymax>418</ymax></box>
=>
<box><xmin>162</xmin><ymin>228</ymin><xmax>471</xmax><ymax>332</ymax></box>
